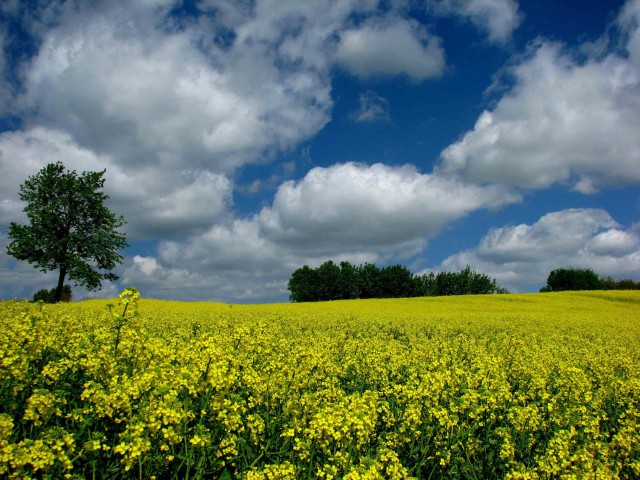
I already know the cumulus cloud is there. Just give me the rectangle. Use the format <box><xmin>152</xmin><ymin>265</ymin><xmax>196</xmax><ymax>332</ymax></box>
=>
<box><xmin>334</xmin><ymin>18</ymin><xmax>445</xmax><ymax>81</ymax></box>
<box><xmin>18</xmin><ymin>4</ymin><xmax>332</xmax><ymax>173</ymax></box>
<box><xmin>0</xmin><ymin>128</ymin><xmax>232</xmax><ymax>239</ymax></box>
<box><xmin>434</xmin><ymin>209</ymin><xmax>640</xmax><ymax>291</ymax></box>
<box><xmin>0</xmin><ymin>0</ymin><xmax>453</xmax><ymax>241</ymax></box>
<box><xmin>1</xmin><ymin>0</ymin><xmax>345</xmax><ymax>240</ymax></box>
<box><xmin>0</xmin><ymin>127</ymin><xmax>109</xmax><ymax>225</ymax></box>
<box><xmin>118</xmin><ymin>162</ymin><xmax>521</xmax><ymax>302</ymax></box>
<box><xmin>438</xmin><ymin>5</ymin><xmax>640</xmax><ymax>192</ymax></box>
<box><xmin>258</xmin><ymin>162</ymin><xmax>519</xmax><ymax>255</ymax></box>
<box><xmin>133</xmin><ymin>255</ymin><xmax>160</xmax><ymax>276</ymax></box>
<box><xmin>120</xmin><ymin>220</ymin><xmax>302</xmax><ymax>302</ymax></box>
<box><xmin>8</xmin><ymin>0</ymin><xmax>446</xmax><ymax>179</ymax></box>
<box><xmin>620</xmin><ymin>0</ymin><xmax>640</xmax><ymax>66</ymax></box>
<box><xmin>588</xmin><ymin>228</ymin><xmax>640</xmax><ymax>257</ymax></box>
<box><xmin>351</xmin><ymin>91</ymin><xmax>390</xmax><ymax>122</ymax></box>
<box><xmin>428</xmin><ymin>0</ymin><xmax>522</xmax><ymax>43</ymax></box>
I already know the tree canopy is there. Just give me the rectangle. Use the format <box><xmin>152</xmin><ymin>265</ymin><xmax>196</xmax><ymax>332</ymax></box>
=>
<box><xmin>288</xmin><ymin>261</ymin><xmax>506</xmax><ymax>302</ymax></box>
<box><xmin>7</xmin><ymin>162</ymin><xmax>128</xmax><ymax>302</ymax></box>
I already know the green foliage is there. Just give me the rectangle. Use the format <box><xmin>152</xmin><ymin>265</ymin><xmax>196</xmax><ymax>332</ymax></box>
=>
<box><xmin>337</xmin><ymin>261</ymin><xmax>361</xmax><ymax>300</ymax></box>
<box><xmin>380</xmin><ymin>264</ymin><xmax>418</xmax><ymax>298</ymax></box>
<box><xmin>358</xmin><ymin>262</ymin><xmax>382</xmax><ymax>299</ymax></box>
<box><xmin>613</xmin><ymin>278</ymin><xmax>640</xmax><ymax>290</ymax></box>
<box><xmin>288</xmin><ymin>262</ymin><xmax>507</xmax><ymax>302</ymax></box>
<box><xmin>316</xmin><ymin>260</ymin><xmax>342</xmax><ymax>301</ymax></box>
<box><xmin>416</xmin><ymin>265</ymin><xmax>502</xmax><ymax>296</ymax></box>
<box><xmin>358</xmin><ymin>263</ymin><xmax>417</xmax><ymax>299</ymax></box>
<box><xmin>32</xmin><ymin>285</ymin><xmax>72</xmax><ymax>303</ymax></box>
<box><xmin>541</xmin><ymin>268</ymin><xmax>640</xmax><ymax>292</ymax></box>
<box><xmin>7</xmin><ymin>162</ymin><xmax>128</xmax><ymax>303</ymax></box>
<box><xmin>107</xmin><ymin>287</ymin><xmax>140</xmax><ymax>357</ymax></box>
<box><xmin>601</xmin><ymin>277</ymin><xmax>640</xmax><ymax>290</ymax></box>
<box><xmin>544</xmin><ymin>267</ymin><xmax>603</xmax><ymax>292</ymax></box>
<box><xmin>287</xmin><ymin>265</ymin><xmax>320</xmax><ymax>303</ymax></box>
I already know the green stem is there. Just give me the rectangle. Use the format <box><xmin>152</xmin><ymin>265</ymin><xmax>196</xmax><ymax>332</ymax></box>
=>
<box><xmin>463</xmin><ymin>444</ymin><xmax>479</xmax><ymax>480</ymax></box>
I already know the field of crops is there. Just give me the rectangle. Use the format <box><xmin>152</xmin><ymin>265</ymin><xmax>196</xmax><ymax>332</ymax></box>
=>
<box><xmin>1</xmin><ymin>290</ymin><xmax>639</xmax><ymax>479</ymax></box>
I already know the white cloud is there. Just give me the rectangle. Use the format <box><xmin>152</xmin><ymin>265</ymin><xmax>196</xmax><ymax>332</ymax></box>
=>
<box><xmin>428</xmin><ymin>0</ymin><xmax>522</xmax><ymax>43</ymax></box>
<box><xmin>121</xmin><ymin>219</ymin><xmax>300</xmax><ymax>302</ymax></box>
<box><xmin>438</xmin><ymin>11</ymin><xmax>640</xmax><ymax>192</ymax></box>
<box><xmin>334</xmin><ymin>18</ymin><xmax>445</xmax><ymax>81</ymax></box>
<box><xmin>0</xmin><ymin>128</ymin><xmax>232</xmax><ymax>239</ymax></box>
<box><xmin>132</xmin><ymin>255</ymin><xmax>160</xmax><ymax>276</ymax></box>
<box><xmin>587</xmin><ymin>228</ymin><xmax>640</xmax><ymax>257</ymax></box>
<box><xmin>434</xmin><ymin>209</ymin><xmax>640</xmax><ymax>291</ymax></box>
<box><xmin>11</xmin><ymin>0</ymin><xmax>445</xmax><ymax>180</ymax></box>
<box><xmin>0</xmin><ymin>127</ymin><xmax>109</xmax><ymax>225</ymax></box>
<box><xmin>2</xmin><ymin>0</ymin><xmax>453</xmax><ymax>243</ymax></box>
<box><xmin>620</xmin><ymin>0</ymin><xmax>640</xmax><ymax>66</ymax></box>
<box><xmin>18</xmin><ymin>7</ymin><xmax>332</xmax><ymax>174</ymax></box>
<box><xmin>258</xmin><ymin>162</ymin><xmax>519</xmax><ymax>255</ymax></box>
<box><xmin>122</xmin><ymin>169</ymin><xmax>232</xmax><ymax>238</ymax></box>
<box><xmin>351</xmin><ymin>91</ymin><xmax>390</xmax><ymax>122</ymax></box>
<box><xmin>116</xmin><ymin>162</ymin><xmax>520</xmax><ymax>302</ymax></box>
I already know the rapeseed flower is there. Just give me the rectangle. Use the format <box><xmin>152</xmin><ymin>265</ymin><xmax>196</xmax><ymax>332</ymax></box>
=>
<box><xmin>0</xmin><ymin>290</ymin><xmax>639</xmax><ymax>478</ymax></box>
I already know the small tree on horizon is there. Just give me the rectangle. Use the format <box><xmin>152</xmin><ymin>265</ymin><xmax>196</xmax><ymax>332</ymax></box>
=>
<box><xmin>7</xmin><ymin>162</ymin><xmax>128</xmax><ymax>303</ymax></box>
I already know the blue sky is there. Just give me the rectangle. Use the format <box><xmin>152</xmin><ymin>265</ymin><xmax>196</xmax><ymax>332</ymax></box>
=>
<box><xmin>1</xmin><ymin>0</ymin><xmax>639</xmax><ymax>302</ymax></box>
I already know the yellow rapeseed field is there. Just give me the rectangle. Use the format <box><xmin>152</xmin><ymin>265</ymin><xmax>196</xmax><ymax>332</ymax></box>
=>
<box><xmin>1</xmin><ymin>289</ymin><xmax>639</xmax><ymax>479</ymax></box>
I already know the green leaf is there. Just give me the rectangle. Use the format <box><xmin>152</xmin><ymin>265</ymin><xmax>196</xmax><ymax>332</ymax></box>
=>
<box><xmin>218</xmin><ymin>467</ymin><xmax>234</xmax><ymax>480</ymax></box>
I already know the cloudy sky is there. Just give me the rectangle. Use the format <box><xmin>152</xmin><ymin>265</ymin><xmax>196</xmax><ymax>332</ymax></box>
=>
<box><xmin>1</xmin><ymin>0</ymin><xmax>639</xmax><ymax>302</ymax></box>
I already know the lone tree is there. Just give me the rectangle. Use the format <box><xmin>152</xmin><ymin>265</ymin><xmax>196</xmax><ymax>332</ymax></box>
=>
<box><xmin>7</xmin><ymin>162</ymin><xmax>128</xmax><ymax>302</ymax></box>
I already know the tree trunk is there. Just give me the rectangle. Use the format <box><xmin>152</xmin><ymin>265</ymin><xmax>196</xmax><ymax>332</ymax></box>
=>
<box><xmin>54</xmin><ymin>268</ymin><xmax>67</xmax><ymax>303</ymax></box>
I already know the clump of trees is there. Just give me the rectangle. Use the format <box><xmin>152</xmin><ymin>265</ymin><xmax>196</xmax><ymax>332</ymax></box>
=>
<box><xmin>541</xmin><ymin>267</ymin><xmax>640</xmax><ymax>292</ymax></box>
<box><xmin>602</xmin><ymin>278</ymin><xmax>640</xmax><ymax>290</ymax></box>
<box><xmin>288</xmin><ymin>261</ymin><xmax>507</xmax><ymax>302</ymax></box>
<box><xmin>33</xmin><ymin>285</ymin><xmax>72</xmax><ymax>303</ymax></box>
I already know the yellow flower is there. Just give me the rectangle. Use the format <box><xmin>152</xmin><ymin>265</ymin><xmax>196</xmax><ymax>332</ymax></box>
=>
<box><xmin>1</xmin><ymin>290</ymin><xmax>639</xmax><ymax>478</ymax></box>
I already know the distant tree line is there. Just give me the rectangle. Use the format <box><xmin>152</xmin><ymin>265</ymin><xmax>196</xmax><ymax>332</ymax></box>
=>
<box><xmin>288</xmin><ymin>261</ymin><xmax>508</xmax><ymax>302</ymax></box>
<box><xmin>541</xmin><ymin>267</ymin><xmax>640</xmax><ymax>292</ymax></box>
<box><xmin>32</xmin><ymin>285</ymin><xmax>72</xmax><ymax>303</ymax></box>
